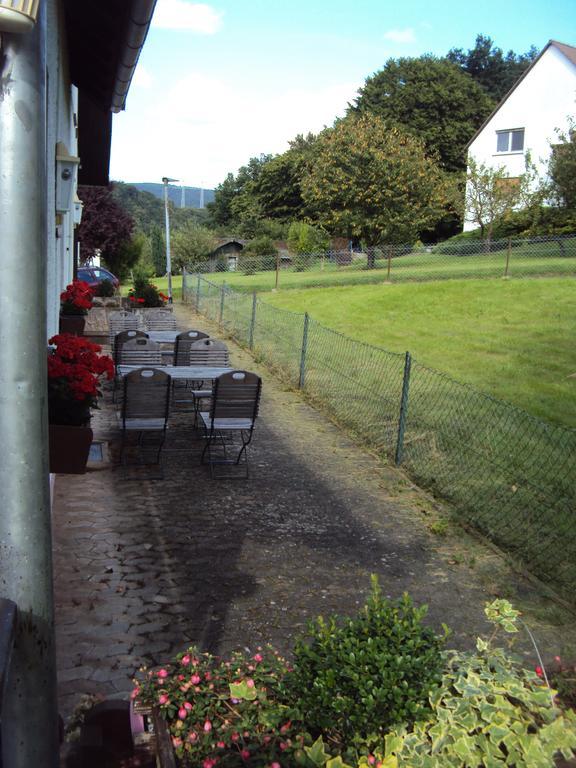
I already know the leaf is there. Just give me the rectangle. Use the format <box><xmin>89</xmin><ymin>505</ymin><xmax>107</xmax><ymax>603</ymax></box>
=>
<box><xmin>228</xmin><ymin>680</ymin><xmax>257</xmax><ymax>701</ymax></box>
<box><xmin>304</xmin><ymin>736</ymin><xmax>330</xmax><ymax>766</ymax></box>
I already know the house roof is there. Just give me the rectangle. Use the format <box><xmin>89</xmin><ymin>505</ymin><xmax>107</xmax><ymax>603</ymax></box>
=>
<box><xmin>63</xmin><ymin>0</ymin><xmax>157</xmax><ymax>185</ymax></box>
<box><xmin>465</xmin><ymin>40</ymin><xmax>576</xmax><ymax>151</ymax></box>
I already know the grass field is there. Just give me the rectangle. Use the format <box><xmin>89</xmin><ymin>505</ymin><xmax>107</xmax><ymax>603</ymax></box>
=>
<box><xmin>261</xmin><ymin>278</ymin><xmax>576</xmax><ymax>428</ymax></box>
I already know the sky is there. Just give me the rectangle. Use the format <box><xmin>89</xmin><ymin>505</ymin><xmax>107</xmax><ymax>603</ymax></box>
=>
<box><xmin>109</xmin><ymin>0</ymin><xmax>576</xmax><ymax>191</ymax></box>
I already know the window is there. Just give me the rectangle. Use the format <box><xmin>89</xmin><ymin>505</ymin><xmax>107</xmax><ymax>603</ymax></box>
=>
<box><xmin>496</xmin><ymin>129</ymin><xmax>524</xmax><ymax>153</ymax></box>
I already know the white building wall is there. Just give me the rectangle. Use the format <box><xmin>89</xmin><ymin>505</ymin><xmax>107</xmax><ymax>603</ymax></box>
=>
<box><xmin>464</xmin><ymin>45</ymin><xmax>576</xmax><ymax>231</ymax></box>
<box><xmin>46</xmin><ymin>0</ymin><xmax>78</xmax><ymax>337</ymax></box>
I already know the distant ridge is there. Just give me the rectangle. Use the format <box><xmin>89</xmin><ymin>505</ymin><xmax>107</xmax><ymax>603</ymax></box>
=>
<box><xmin>129</xmin><ymin>182</ymin><xmax>215</xmax><ymax>209</ymax></box>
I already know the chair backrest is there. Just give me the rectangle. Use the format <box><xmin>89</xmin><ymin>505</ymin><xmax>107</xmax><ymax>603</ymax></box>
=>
<box><xmin>173</xmin><ymin>330</ymin><xmax>210</xmax><ymax>366</ymax></box>
<box><xmin>210</xmin><ymin>370</ymin><xmax>261</xmax><ymax>422</ymax></box>
<box><xmin>122</xmin><ymin>368</ymin><xmax>171</xmax><ymax>422</ymax></box>
<box><xmin>118</xmin><ymin>337</ymin><xmax>162</xmax><ymax>366</ymax></box>
<box><xmin>189</xmin><ymin>339</ymin><xmax>230</xmax><ymax>367</ymax></box>
<box><xmin>143</xmin><ymin>310</ymin><xmax>178</xmax><ymax>331</ymax></box>
<box><xmin>109</xmin><ymin>310</ymin><xmax>140</xmax><ymax>347</ymax></box>
<box><xmin>113</xmin><ymin>330</ymin><xmax>149</xmax><ymax>365</ymax></box>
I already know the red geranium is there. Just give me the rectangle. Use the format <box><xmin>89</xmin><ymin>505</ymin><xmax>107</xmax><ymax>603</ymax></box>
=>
<box><xmin>60</xmin><ymin>280</ymin><xmax>94</xmax><ymax>316</ymax></box>
<box><xmin>48</xmin><ymin>334</ymin><xmax>114</xmax><ymax>425</ymax></box>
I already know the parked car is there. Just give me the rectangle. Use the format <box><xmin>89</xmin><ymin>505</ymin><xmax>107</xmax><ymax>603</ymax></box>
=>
<box><xmin>77</xmin><ymin>266</ymin><xmax>120</xmax><ymax>290</ymax></box>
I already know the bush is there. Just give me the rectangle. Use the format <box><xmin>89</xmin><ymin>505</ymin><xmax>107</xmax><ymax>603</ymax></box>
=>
<box><xmin>94</xmin><ymin>279</ymin><xmax>115</xmax><ymax>298</ymax></box>
<box><xmin>128</xmin><ymin>274</ymin><xmax>168</xmax><ymax>307</ymax></box>
<box><xmin>284</xmin><ymin>577</ymin><xmax>446</xmax><ymax>747</ymax></box>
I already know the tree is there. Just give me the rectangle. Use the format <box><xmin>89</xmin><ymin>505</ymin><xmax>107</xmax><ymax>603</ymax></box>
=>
<box><xmin>208</xmin><ymin>154</ymin><xmax>273</xmax><ymax>228</ymax></box>
<box><xmin>447</xmin><ymin>34</ymin><xmax>538</xmax><ymax>103</ymax></box>
<box><xmin>150</xmin><ymin>225</ymin><xmax>165</xmax><ymax>277</ymax></box>
<box><xmin>350</xmin><ymin>56</ymin><xmax>494</xmax><ymax>172</ymax></box>
<box><xmin>548</xmin><ymin>120</ymin><xmax>576</xmax><ymax>209</ymax></box>
<box><xmin>171</xmin><ymin>224</ymin><xmax>218</xmax><ymax>271</ymax></box>
<box><xmin>301</xmin><ymin>114</ymin><xmax>452</xmax><ymax>267</ymax></box>
<box><xmin>108</xmin><ymin>234</ymin><xmax>145</xmax><ymax>280</ymax></box>
<box><xmin>77</xmin><ymin>185</ymin><xmax>134</xmax><ymax>267</ymax></box>
<box><xmin>464</xmin><ymin>156</ymin><xmax>542</xmax><ymax>240</ymax></box>
<box><xmin>287</xmin><ymin>221</ymin><xmax>329</xmax><ymax>254</ymax></box>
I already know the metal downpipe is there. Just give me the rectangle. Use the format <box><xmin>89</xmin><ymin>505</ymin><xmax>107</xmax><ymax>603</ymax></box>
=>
<box><xmin>0</xmin><ymin>2</ymin><xmax>59</xmax><ymax>765</ymax></box>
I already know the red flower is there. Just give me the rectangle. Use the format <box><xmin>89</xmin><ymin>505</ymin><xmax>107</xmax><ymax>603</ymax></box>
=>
<box><xmin>535</xmin><ymin>666</ymin><xmax>544</xmax><ymax>678</ymax></box>
<box><xmin>137</xmin><ymin>298</ymin><xmax>145</xmax><ymax>304</ymax></box>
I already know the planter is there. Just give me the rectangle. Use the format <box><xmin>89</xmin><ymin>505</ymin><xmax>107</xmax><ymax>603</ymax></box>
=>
<box><xmin>59</xmin><ymin>314</ymin><xmax>86</xmax><ymax>336</ymax></box>
<box><xmin>49</xmin><ymin>423</ymin><xmax>93</xmax><ymax>474</ymax></box>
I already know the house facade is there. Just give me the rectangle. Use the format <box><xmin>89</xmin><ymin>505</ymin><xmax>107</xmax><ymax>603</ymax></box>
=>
<box><xmin>464</xmin><ymin>40</ymin><xmax>576</xmax><ymax>231</ymax></box>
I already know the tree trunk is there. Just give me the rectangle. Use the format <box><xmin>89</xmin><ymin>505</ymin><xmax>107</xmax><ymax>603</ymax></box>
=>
<box><xmin>367</xmin><ymin>246</ymin><xmax>376</xmax><ymax>269</ymax></box>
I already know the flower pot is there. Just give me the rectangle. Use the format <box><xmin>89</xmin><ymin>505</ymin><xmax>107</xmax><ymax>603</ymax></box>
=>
<box><xmin>59</xmin><ymin>315</ymin><xmax>86</xmax><ymax>336</ymax></box>
<box><xmin>49</xmin><ymin>424</ymin><xmax>93</xmax><ymax>474</ymax></box>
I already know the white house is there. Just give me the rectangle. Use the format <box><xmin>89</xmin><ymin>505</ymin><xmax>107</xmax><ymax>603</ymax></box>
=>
<box><xmin>464</xmin><ymin>40</ymin><xmax>576</xmax><ymax>231</ymax></box>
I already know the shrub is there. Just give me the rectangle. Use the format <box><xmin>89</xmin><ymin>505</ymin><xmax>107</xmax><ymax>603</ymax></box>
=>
<box><xmin>95</xmin><ymin>279</ymin><xmax>115</xmax><ymax>298</ymax></box>
<box><xmin>284</xmin><ymin>577</ymin><xmax>446</xmax><ymax>748</ymax></box>
<box><xmin>128</xmin><ymin>274</ymin><xmax>168</xmax><ymax>307</ymax></box>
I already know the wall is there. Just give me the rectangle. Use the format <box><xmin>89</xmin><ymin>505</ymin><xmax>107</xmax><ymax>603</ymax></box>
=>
<box><xmin>464</xmin><ymin>45</ymin><xmax>576</xmax><ymax>231</ymax></box>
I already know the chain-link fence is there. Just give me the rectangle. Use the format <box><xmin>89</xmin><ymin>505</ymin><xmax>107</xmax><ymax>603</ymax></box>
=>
<box><xmin>190</xmin><ymin>234</ymin><xmax>576</xmax><ymax>293</ymax></box>
<box><xmin>183</xmin><ymin>270</ymin><xmax>576</xmax><ymax>602</ymax></box>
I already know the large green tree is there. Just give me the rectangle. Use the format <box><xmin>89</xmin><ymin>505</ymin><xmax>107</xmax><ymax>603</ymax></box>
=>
<box><xmin>208</xmin><ymin>154</ymin><xmax>273</xmax><ymax>228</ymax></box>
<box><xmin>171</xmin><ymin>223</ymin><xmax>218</xmax><ymax>271</ymax></box>
<box><xmin>301</xmin><ymin>113</ymin><xmax>452</xmax><ymax>266</ymax></box>
<box><xmin>350</xmin><ymin>56</ymin><xmax>494</xmax><ymax>172</ymax></box>
<box><xmin>447</xmin><ymin>34</ymin><xmax>537</xmax><ymax>103</ymax></box>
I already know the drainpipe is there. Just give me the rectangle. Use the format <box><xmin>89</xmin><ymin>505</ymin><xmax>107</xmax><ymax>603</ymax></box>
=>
<box><xmin>0</xmin><ymin>4</ymin><xmax>59</xmax><ymax>767</ymax></box>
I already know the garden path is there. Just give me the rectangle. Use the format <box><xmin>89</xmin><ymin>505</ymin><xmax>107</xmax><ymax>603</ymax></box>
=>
<box><xmin>52</xmin><ymin>302</ymin><xmax>576</xmax><ymax>724</ymax></box>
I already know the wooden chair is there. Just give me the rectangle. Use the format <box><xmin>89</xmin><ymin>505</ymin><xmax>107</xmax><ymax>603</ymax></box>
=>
<box><xmin>143</xmin><ymin>310</ymin><xmax>178</xmax><ymax>331</ymax></box>
<box><xmin>119</xmin><ymin>368</ymin><xmax>171</xmax><ymax>465</ymax></box>
<box><xmin>173</xmin><ymin>330</ymin><xmax>210</xmax><ymax>366</ymax></box>
<box><xmin>117</xmin><ymin>337</ymin><xmax>162</xmax><ymax>367</ymax></box>
<box><xmin>199</xmin><ymin>370</ymin><xmax>262</xmax><ymax>478</ymax></box>
<box><xmin>108</xmin><ymin>310</ymin><xmax>140</xmax><ymax>351</ymax></box>
<box><xmin>112</xmin><ymin>330</ymin><xmax>149</xmax><ymax>402</ymax></box>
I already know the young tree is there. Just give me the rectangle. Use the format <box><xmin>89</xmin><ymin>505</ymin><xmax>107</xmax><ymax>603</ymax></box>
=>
<box><xmin>171</xmin><ymin>223</ymin><xmax>218</xmax><ymax>271</ymax></box>
<box><xmin>548</xmin><ymin>120</ymin><xmax>576</xmax><ymax>209</ymax></box>
<box><xmin>150</xmin><ymin>225</ymin><xmax>166</xmax><ymax>277</ymax></box>
<box><xmin>301</xmin><ymin>113</ymin><xmax>452</xmax><ymax>267</ymax></box>
<box><xmin>464</xmin><ymin>156</ymin><xmax>542</xmax><ymax>240</ymax></box>
<box><xmin>287</xmin><ymin>221</ymin><xmax>329</xmax><ymax>254</ymax></box>
<box><xmin>350</xmin><ymin>56</ymin><xmax>494</xmax><ymax>171</ymax></box>
<box><xmin>77</xmin><ymin>185</ymin><xmax>134</xmax><ymax>265</ymax></box>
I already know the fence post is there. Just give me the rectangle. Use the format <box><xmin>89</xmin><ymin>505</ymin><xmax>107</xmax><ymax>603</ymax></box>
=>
<box><xmin>395</xmin><ymin>352</ymin><xmax>412</xmax><ymax>466</ymax></box>
<box><xmin>249</xmin><ymin>292</ymin><xmax>257</xmax><ymax>350</ymax></box>
<box><xmin>299</xmin><ymin>313</ymin><xmax>310</xmax><ymax>389</ymax></box>
<box><xmin>386</xmin><ymin>247</ymin><xmax>392</xmax><ymax>282</ymax></box>
<box><xmin>196</xmin><ymin>275</ymin><xmax>201</xmax><ymax>311</ymax></box>
<box><xmin>219</xmin><ymin>283</ymin><xmax>226</xmax><ymax>325</ymax></box>
<box><xmin>274</xmin><ymin>251</ymin><xmax>280</xmax><ymax>291</ymax></box>
<box><xmin>503</xmin><ymin>238</ymin><xmax>511</xmax><ymax>278</ymax></box>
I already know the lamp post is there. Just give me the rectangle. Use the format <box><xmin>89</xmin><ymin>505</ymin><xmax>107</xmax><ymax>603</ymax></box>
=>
<box><xmin>162</xmin><ymin>176</ymin><xmax>178</xmax><ymax>303</ymax></box>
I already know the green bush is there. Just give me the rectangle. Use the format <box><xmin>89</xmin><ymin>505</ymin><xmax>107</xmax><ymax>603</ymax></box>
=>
<box><xmin>128</xmin><ymin>274</ymin><xmax>167</xmax><ymax>307</ymax></box>
<box><xmin>95</xmin><ymin>279</ymin><xmax>115</xmax><ymax>298</ymax></box>
<box><xmin>284</xmin><ymin>577</ymin><xmax>446</xmax><ymax>747</ymax></box>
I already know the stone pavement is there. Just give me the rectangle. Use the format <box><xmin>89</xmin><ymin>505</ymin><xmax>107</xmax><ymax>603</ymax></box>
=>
<box><xmin>52</xmin><ymin>302</ymin><xmax>576</xmax><ymax>724</ymax></box>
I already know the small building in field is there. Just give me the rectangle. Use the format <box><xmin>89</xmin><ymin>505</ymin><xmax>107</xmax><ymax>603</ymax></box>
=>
<box><xmin>464</xmin><ymin>40</ymin><xmax>576</xmax><ymax>231</ymax></box>
<box><xmin>210</xmin><ymin>239</ymin><xmax>247</xmax><ymax>270</ymax></box>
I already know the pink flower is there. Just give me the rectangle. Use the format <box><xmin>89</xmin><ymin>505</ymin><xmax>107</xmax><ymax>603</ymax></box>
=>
<box><xmin>205</xmin><ymin>671</ymin><xmax>212</xmax><ymax>681</ymax></box>
<box><xmin>253</xmin><ymin>653</ymin><xmax>263</xmax><ymax>663</ymax></box>
<box><xmin>157</xmin><ymin>668</ymin><xmax>169</xmax><ymax>679</ymax></box>
<box><xmin>158</xmin><ymin>694</ymin><xmax>170</xmax><ymax>705</ymax></box>
<box><xmin>246</xmin><ymin>678</ymin><xmax>255</xmax><ymax>688</ymax></box>
<box><xmin>368</xmin><ymin>757</ymin><xmax>376</xmax><ymax>766</ymax></box>
<box><xmin>535</xmin><ymin>666</ymin><xmax>544</xmax><ymax>678</ymax></box>
<box><xmin>231</xmin><ymin>732</ymin><xmax>240</xmax><ymax>742</ymax></box>
<box><xmin>203</xmin><ymin>760</ymin><xmax>217</xmax><ymax>768</ymax></box>
<box><xmin>184</xmin><ymin>701</ymin><xmax>192</xmax><ymax>711</ymax></box>
<box><xmin>188</xmin><ymin>731</ymin><xmax>198</xmax><ymax>743</ymax></box>
<box><xmin>172</xmin><ymin>737</ymin><xmax>183</xmax><ymax>748</ymax></box>
<box><xmin>203</xmin><ymin>720</ymin><xmax>212</xmax><ymax>732</ymax></box>
<box><xmin>280</xmin><ymin>721</ymin><xmax>291</xmax><ymax>734</ymax></box>
<box><xmin>130</xmin><ymin>687</ymin><xmax>140</xmax><ymax>700</ymax></box>
<box><xmin>271</xmin><ymin>764</ymin><xmax>281</xmax><ymax>768</ymax></box>
<box><xmin>191</xmin><ymin>674</ymin><xmax>201</xmax><ymax>685</ymax></box>
<box><xmin>182</xmin><ymin>654</ymin><xmax>191</xmax><ymax>665</ymax></box>
<box><xmin>241</xmin><ymin>749</ymin><xmax>250</xmax><ymax>761</ymax></box>
<box><xmin>178</xmin><ymin>707</ymin><xmax>187</xmax><ymax>720</ymax></box>
<box><xmin>217</xmin><ymin>741</ymin><xmax>225</xmax><ymax>748</ymax></box>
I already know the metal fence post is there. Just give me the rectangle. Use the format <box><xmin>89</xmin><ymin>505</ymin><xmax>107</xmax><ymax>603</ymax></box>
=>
<box><xmin>249</xmin><ymin>292</ymin><xmax>257</xmax><ymax>350</ymax></box>
<box><xmin>299</xmin><ymin>313</ymin><xmax>310</xmax><ymax>389</ymax></box>
<box><xmin>395</xmin><ymin>352</ymin><xmax>412</xmax><ymax>466</ymax></box>
<box><xmin>503</xmin><ymin>238</ymin><xmax>511</xmax><ymax>278</ymax></box>
<box><xmin>196</xmin><ymin>275</ymin><xmax>201</xmax><ymax>311</ymax></box>
<box><xmin>219</xmin><ymin>283</ymin><xmax>226</xmax><ymax>325</ymax></box>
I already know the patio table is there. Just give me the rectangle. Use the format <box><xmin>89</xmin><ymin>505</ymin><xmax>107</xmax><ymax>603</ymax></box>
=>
<box><xmin>146</xmin><ymin>330</ymin><xmax>180</xmax><ymax>343</ymax></box>
<box><xmin>117</xmin><ymin>365</ymin><xmax>232</xmax><ymax>380</ymax></box>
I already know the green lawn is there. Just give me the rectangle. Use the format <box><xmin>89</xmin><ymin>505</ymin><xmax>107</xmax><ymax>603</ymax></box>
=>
<box><xmin>262</xmin><ymin>278</ymin><xmax>576</xmax><ymax>428</ymax></box>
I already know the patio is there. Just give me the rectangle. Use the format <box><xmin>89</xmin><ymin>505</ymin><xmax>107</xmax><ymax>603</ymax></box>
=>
<box><xmin>53</xmin><ymin>302</ymin><xmax>576</xmax><ymax>725</ymax></box>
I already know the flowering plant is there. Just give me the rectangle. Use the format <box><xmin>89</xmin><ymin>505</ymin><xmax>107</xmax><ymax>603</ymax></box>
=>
<box><xmin>133</xmin><ymin>646</ymin><xmax>307</xmax><ymax>767</ymax></box>
<box><xmin>48</xmin><ymin>334</ymin><xmax>114</xmax><ymax>426</ymax></box>
<box><xmin>128</xmin><ymin>275</ymin><xmax>168</xmax><ymax>307</ymax></box>
<box><xmin>60</xmin><ymin>280</ymin><xmax>94</xmax><ymax>316</ymax></box>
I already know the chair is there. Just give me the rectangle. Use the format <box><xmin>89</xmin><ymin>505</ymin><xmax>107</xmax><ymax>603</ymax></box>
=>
<box><xmin>108</xmin><ymin>310</ymin><xmax>140</xmax><ymax>350</ymax></box>
<box><xmin>199</xmin><ymin>370</ymin><xmax>262</xmax><ymax>478</ymax></box>
<box><xmin>112</xmin><ymin>330</ymin><xmax>149</xmax><ymax>402</ymax></box>
<box><xmin>173</xmin><ymin>330</ymin><xmax>210</xmax><ymax>366</ymax></box>
<box><xmin>173</xmin><ymin>339</ymin><xmax>230</xmax><ymax>414</ymax></box>
<box><xmin>143</xmin><ymin>310</ymin><xmax>178</xmax><ymax>331</ymax></box>
<box><xmin>117</xmin><ymin>337</ymin><xmax>162</xmax><ymax>367</ymax></box>
<box><xmin>119</xmin><ymin>368</ymin><xmax>171</xmax><ymax>465</ymax></box>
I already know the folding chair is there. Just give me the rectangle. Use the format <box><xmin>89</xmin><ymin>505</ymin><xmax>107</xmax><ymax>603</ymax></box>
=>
<box><xmin>173</xmin><ymin>330</ymin><xmax>210</xmax><ymax>366</ymax></box>
<box><xmin>112</xmin><ymin>330</ymin><xmax>149</xmax><ymax>402</ymax></box>
<box><xmin>108</xmin><ymin>310</ymin><xmax>140</xmax><ymax>351</ymax></box>
<box><xmin>143</xmin><ymin>310</ymin><xmax>178</xmax><ymax>331</ymax></box>
<box><xmin>119</xmin><ymin>368</ymin><xmax>171</xmax><ymax>465</ymax></box>
<box><xmin>172</xmin><ymin>339</ymin><xmax>229</xmax><ymax>414</ymax></box>
<box><xmin>199</xmin><ymin>370</ymin><xmax>262</xmax><ymax>478</ymax></box>
<box><xmin>118</xmin><ymin>337</ymin><xmax>162</xmax><ymax>367</ymax></box>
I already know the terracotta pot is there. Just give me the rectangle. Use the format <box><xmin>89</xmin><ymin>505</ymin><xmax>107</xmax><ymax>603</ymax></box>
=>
<box><xmin>59</xmin><ymin>315</ymin><xmax>86</xmax><ymax>335</ymax></box>
<box><xmin>49</xmin><ymin>424</ymin><xmax>93</xmax><ymax>474</ymax></box>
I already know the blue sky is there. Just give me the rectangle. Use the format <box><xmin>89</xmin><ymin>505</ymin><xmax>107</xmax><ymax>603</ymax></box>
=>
<box><xmin>109</xmin><ymin>0</ymin><xmax>576</xmax><ymax>190</ymax></box>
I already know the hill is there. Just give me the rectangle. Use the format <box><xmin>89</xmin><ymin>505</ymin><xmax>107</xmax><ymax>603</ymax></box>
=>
<box><xmin>129</xmin><ymin>182</ymin><xmax>215</xmax><ymax>209</ymax></box>
<box><xmin>111</xmin><ymin>181</ymin><xmax>210</xmax><ymax>234</ymax></box>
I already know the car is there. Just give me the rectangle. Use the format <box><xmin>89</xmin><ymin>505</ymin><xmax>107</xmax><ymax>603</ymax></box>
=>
<box><xmin>77</xmin><ymin>266</ymin><xmax>120</xmax><ymax>290</ymax></box>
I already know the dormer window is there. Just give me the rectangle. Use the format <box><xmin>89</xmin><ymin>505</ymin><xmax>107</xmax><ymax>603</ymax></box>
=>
<box><xmin>496</xmin><ymin>129</ymin><xmax>524</xmax><ymax>153</ymax></box>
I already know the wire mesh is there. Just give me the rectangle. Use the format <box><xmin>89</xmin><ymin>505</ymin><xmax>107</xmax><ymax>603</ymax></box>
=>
<box><xmin>183</xmin><ymin>272</ymin><xmax>576</xmax><ymax>601</ymax></box>
<box><xmin>188</xmin><ymin>234</ymin><xmax>576</xmax><ymax>293</ymax></box>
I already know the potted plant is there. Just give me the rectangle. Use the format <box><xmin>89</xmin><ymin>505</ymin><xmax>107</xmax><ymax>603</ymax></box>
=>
<box><xmin>59</xmin><ymin>279</ymin><xmax>94</xmax><ymax>335</ymax></box>
<box><xmin>47</xmin><ymin>333</ymin><xmax>114</xmax><ymax>473</ymax></box>
<box><xmin>128</xmin><ymin>275</ymin><xmax>169</xmax><ymax>308</ymax></box>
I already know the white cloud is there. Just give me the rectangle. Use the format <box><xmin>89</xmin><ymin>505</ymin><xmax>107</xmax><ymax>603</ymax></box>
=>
<box><xmin>110</xmin><ymin>72</ymin><xmax>358</xmax><ymax>189</ymax></box>
<box><xmin>383</xmin><ymin>27</ymin><xmax>416</xmax><ymax>44</ymax></box>
<box><xmin>152</xmin><ymin>0</ymin><xmax>223</xmax><ymax>34</ymax></box>
<box><xmin>132</xmin><ymin>65</ymin><xmax>152</xmax><ymax>88</ymax></box>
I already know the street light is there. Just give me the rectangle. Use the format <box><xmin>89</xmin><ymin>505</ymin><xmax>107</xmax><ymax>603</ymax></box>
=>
<box><xmin>162</xmin><ymin>176</ymin><xmax>178</xmax><ymax>303</ymax></box>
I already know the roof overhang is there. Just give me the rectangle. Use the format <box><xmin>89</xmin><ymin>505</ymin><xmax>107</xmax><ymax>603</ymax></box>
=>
<box><xmin>63</xmin><ymin>0</ymin><xmax>156</xmax><ymax>184</ymax></box>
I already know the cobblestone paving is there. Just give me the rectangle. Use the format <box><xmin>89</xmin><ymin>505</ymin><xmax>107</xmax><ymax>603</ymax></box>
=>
<box><xmin>53</xmin><ymin>304</ymin><xmax>576</xmax><ymax>723</ymax></box>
